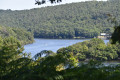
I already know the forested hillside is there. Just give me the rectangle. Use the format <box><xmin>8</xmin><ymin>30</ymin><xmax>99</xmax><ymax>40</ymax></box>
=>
<box><xmin>0</xmin><ymin>0</ymin><xmax>119</xmax><ymax>38</ymax></box>
<box><xmin>57</xmin><ymin>38</ymin><xmax>120</xmax><ymax>61</ymax></box>
<box><xmin>0</xmin><ymin>26</ymin><xmax>34</xmax><ymax>44</ymax></box>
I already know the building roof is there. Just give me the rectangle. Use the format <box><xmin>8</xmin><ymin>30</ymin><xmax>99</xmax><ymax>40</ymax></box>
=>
<box><xmin>100</xmin><ymin>33</ymin><xmax>106</xmax><ymax>36</ymax></box>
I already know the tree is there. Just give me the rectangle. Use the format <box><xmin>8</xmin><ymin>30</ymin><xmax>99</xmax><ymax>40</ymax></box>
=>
<box><xmin>0</xmin><ymin>37</ymin><xmax>32</xmax><ymax>79</ymax></box>
<box><xmin>107</xmin><ymin>14</ymin><xmax>120</xmax><ymax>44</ymax></box>
<box><xmin>35</xmin><ymin>0</ymin><xmax>62</xmax><ymax>5</ymax></box>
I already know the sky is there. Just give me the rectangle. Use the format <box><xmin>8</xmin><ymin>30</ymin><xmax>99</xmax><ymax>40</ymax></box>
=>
<box><xmin>0</xmin><ymin>0</ymin><xmax>107</xmax><ymax>10</ymax></box>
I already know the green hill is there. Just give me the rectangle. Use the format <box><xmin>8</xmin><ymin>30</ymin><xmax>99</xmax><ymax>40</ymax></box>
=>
<box><xmin>0</xmin><ymin>0</ymin><xmax>119</xmax><ymax>38</ymax></box>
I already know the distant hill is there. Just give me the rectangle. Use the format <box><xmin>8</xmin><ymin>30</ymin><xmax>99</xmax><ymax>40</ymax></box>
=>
<box><xmin>0</xmin><ymin>0</ymin><xmax>119</xmax><ymax>39</ymax></box>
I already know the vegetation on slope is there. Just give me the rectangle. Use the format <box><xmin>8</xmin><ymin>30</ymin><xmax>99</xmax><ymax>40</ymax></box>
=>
<box><xmin>1</xmin><ymin>37</ymin><xmax>120</xmax><ymax>80</ymax></box>
<box><xmin>0</xmin><ymin>0</ymin><xmax>120</xmax><ymax>80</ymax></box>
<box><xmin>0</xmin><ymin>25</ymin><xmax>34</xmax><ymax>44</ymax></box>
<box><xmin>57</xmin><ymin>38</ymin><xmax>120</xmax><ymax>61</ymax></box>
<box><xmin>0</xmin><ymin>0</ymin><xmax>119</xmax><ymax>38</ymax></box>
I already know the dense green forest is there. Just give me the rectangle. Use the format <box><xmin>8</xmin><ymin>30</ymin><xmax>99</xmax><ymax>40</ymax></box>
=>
<box><xmin>1</xmin><ymin>0</ymin><xmax>120</xmax><ymax>80</ymax></box>
<box><xmin>1</xmin><ymin>37</ymin><xmax>120</xmax><ymax>80</ymax></box>
<box><xmin>0</xmin><ymin>25</ymin><xmax>34</xmax><ymax>44</ymax></box>
<box><xmin>57</xmin><ymin>38</ymin><xmax>120</xmax><ymax>61</ymax></box>
<box><xmin>0</xmin><ymin>0</ymin><xmax>119</xmax><ymax>38</ymax></box>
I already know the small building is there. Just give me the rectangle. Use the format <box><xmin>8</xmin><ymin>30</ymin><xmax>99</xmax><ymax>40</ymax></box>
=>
<box><xmin>100</xmin><ymin>33</ymin><xmax>106</xmax><ymax>36</ymax></box>
<box><xmin>98</xmin><ymin>33</ymin><xmax>111</xmax><ymax>39</ymax></box>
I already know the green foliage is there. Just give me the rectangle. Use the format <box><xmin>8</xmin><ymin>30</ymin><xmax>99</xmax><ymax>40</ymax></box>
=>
<box><xmin>107</xmin><ymin>13</ymin><xmax>120</xmax><ymax>44</ymax></box>
<box><xmin>35</xmin><ymin>0</ymin><xmax>62</xmax><ymax>5</ymax></box>
<box><xmin>57</xmin><ymin>38</ymin><xmax>119</xmax><ymax>61</ymax></box>
<box><xmin>1</xmin><ymin>0</ymin><xmax>120</xmax><ymax>79</ymax></box>
<box><xmin>0</xmin><ymin>37</ymin><xmax>23</xmax><ymax>78</ymax></box>
<box><xmin>111</xmin><ymin>27</ymin><xmax>120</xmax><ymax>44</ymax></box>
<box><xmin>0</xmin><ymin>0</ymin><xmax>119</xmax><ymax>39</ymax></box>
<box><xmin>1</xmin><ymin>37</ymin><xmax>120</xmax><ymax>80</ymax></box>
<box><xmin>0</xmin><ymin>26</ymin><xmax>34</xmax><ymax>44</ymax></box>
<box><xmin>33</xmin><ymin>50</ymin><xmax>55</xmax><ymax>60</ymax></box>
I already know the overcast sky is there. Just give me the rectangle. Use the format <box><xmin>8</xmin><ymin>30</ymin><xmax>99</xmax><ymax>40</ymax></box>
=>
<box><xmin>0</xmin><ymin>0</ymin><xmax>107</xmax><ymax>10</ymax></box>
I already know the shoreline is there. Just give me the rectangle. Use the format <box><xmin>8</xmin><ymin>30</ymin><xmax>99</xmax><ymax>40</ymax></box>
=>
<box><xmin>24</xmin><ymin>38</ymin><xmax>110</xmax><ymax>46</ymax></box>
<box><xmin>33</xmin><ymin>37</ymin><xmax>110</xmax><ymax>40</ymax></box>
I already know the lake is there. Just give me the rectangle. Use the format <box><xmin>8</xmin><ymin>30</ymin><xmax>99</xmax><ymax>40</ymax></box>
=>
<box><xmin>24</xmin><ymin>38</ymin><xmax>109</xmax><ymax>57</ymax></box>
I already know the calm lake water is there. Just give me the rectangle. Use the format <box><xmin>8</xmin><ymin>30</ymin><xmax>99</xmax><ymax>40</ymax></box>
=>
<box><xmin>24</xmin><ymin>38</ymin><xmax>109</xmax><ymax>57</ymax></box>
